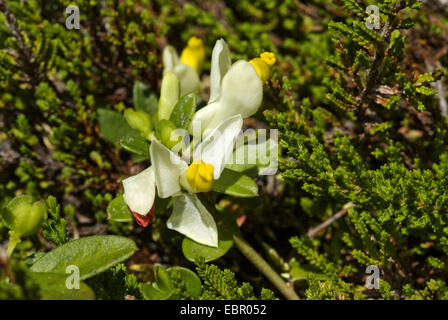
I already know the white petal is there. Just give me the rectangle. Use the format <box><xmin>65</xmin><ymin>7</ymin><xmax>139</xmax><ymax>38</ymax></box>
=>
<box><xmin>194</xmin><ymin>114</ymin><xmax>243</xmax><ymax>179</ymax></box>
<box><xmin>150</xmin><ymin>140</ymin><xmax>187</xmax><ymax>198</ymax></box>
<box><xmin>167</xmin><ymin>193</ymin><xmax>218</xmax><ymax>247</ymax></box>
<box><xmin>188</xmin><ymin>101</ymin><xmax>218</xmax><ymax>136</ymax></box>
<box><xmin>191</xmin><ymin>60</ymin><xmax>263</xmax><ymax>135</ymax></box>
<box><xmin>209</xmin><ymin>39</ymin><xmax>231</xmax><ymax>103</ymax></box>
<box><xmin>163</xmin><ymin>45</ymin><xmax>179</xmax><ymax>72</ymax></box>
<box><xmin>219</xmin><ymin>60</ymin><xmax>263</xmax><ymax>118</ymax></box>
<box><xmin>123</xmin><ymin>166</ymin><xmax>155</xmax><ymax>216</ymax></box>
<box><xmin>173</xmin><ymin>63</ymin><xmax>201</xmax><ymax>96</ymax></box>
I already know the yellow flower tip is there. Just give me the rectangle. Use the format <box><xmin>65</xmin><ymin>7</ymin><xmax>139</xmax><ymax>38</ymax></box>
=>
<box><xmin>186</xmin><ymin>159</ymin><xmax>214</xmax><ymax>193</ymax></box>
<box><xmin>187</xmin><ymin>36</ymin><xmax>203</xmax><ymax>48</ymax></box>
<box><xmin>250</xmin><ymin>51</ymin><xmax>276</xmax><ymax>83</ymax></box>
<box><xmin>180</xmin><ymin>37</ymin><xmax>206</xmax><ymax>74</ymax></box>
<box><xmin>260</xmin><ymin>52</ymin><xmax>276</xmax><ymax>67</ymax></box>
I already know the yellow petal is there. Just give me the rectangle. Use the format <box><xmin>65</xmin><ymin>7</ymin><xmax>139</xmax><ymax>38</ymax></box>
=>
<box><xmin>186</xmin><ymin>159</ymin><xmax>214</xmax><ymax>193</ymax></box>
<box><xmin>179</xmin><ymin>36</ymin><xmax>206</xmax><ymax>75</ymax></box>
<box><xmin>249</xmin><ymin>51</ymin><xmax>276</xmax><ymax>83</ymax></box>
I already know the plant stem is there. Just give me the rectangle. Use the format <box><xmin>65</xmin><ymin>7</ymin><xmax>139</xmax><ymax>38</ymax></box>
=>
<box><xmin>307</xmin><ymin>202</ymin><xmax>355</xmax><ymax>238</ymax></box>
<box><xmin>232</xmin><ymin>233</ymin><xmax>299</xmax><ymax>300</ymax></box>
<box><xmin>7</xmin><ymin>231</ymin><xmax>21</xmax><ymax>257</ymax></box>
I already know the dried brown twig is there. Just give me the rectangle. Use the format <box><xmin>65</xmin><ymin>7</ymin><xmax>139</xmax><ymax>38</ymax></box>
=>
<box><xmin>307</xmin><ymin>202</ymin><xmax>356</xmax><ymax>238</ymax></box>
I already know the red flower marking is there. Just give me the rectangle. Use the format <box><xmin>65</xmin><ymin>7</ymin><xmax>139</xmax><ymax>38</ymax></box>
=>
<box><xmin>130</xmin><ymin>205</ymin><xmax>155</xmax><ymax>227</ymax></box>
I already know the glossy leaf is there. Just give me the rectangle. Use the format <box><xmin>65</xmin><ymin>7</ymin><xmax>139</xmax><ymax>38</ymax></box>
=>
<box><xmin>97</xmin><ymin>108</ymin><xmax>140</xmax><ymax>143</ymax></box>
<box><xmin>182</xmin><ymin>220</ymin><xmax>233</xmax><ymax>262</ymax></box>
<box><xmin>154</xmin><ymin>265</ymin><xmax>174</xmax><ymax>293</ymax></box>
<box><xmin>213</xmin><ymin>168</ymin><xmax>258</xmax><ymax>198</ymax></box>
<box><xmin>30</xmin><ymin>235</ymin><xmax>137</xmax><ymax>280</ymax></box>
<box><xmin>107</xmin><ymin>195</ymin><xmax>133</xmax><ymax>222</ymax></box>
<box><xmin>141</xmin><ymin>283</ymin><xmax>174</xmax><ymax>300</ymax></box>
<box><xmin>289</xmin><ymin>262</ymin><xmax>330</xmax><ymax>282</ymax></box>
<box><xmin>133</xmin><ymin>81</ymin><xmax>158</xmax><ymax>116</ymax></box>
<box><xmin>141</xmin><ymin>266</ymin><xmax>175</xmax><ymax>300</ymax></box>
<box><xmin>31</xmin><ymin>273</ymin><xmax>95</xmax><ymax>300</ymax></box>
<box><xmin>119</xmin><ymin>135</ymin><xmax>150</xmax><ymax>157</ymax></box>
<box><xmin>169</xmin><ymin>93</ymin><xmax>196</xmax><ymax>129</ymax></box>
<box><xmin>226</xmin><ymin>137</ymin><xmax>278</xmax><ymax>176</ymax></box>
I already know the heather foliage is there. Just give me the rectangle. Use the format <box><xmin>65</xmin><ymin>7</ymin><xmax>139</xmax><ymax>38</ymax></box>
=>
<box><xmin>1</xmin><ymin>0</ymin><xmax>448</xmax><ymax>300</ymax></box>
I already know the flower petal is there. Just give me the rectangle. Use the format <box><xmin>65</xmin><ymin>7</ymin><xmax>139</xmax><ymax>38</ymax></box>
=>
<box><xmin>209</xmin><ymin>39</ymin><xmax>231</xmax><ymax>103</ymax></box>
<box><xmin>194</xmin><ymin>114</ymin><xmax>243</xmax><ymax>179</ymax></box>
<box><xmin>219</xmin><ymin>60</ymin><xmax>263</xmax><ymax>118</ymax></box>
<box><xmin>150</xmin><ymin>139</ymin><xmax>187</xmax><ymax>198</ymax></box>
<box><xmin>163</xmin><ymin>45</ymin><xmax>179</xmax><ymax>72</ymax></box>
<box><xmin>173</xmin><ymin>63</ymin><xmax>201</xmax><ymax>96</ymax></box>
<box><xmin>188</xmin><ymin>101</ymin><xmax>218</xmax><ymax>136</ymax></box>
<box><xmin>190</xmin><ymin>60</ymin><xmax>263</xmax><ymax>135</ymax></box>
<box><xmin>167</xmin><ymin>193</ymin><xmax>218</xmax><ymax>247</ymax></box>
<box><xmin>123</xmin><ymin>166</ymin><xmax>156</xmax><ymax>216</ymax></box>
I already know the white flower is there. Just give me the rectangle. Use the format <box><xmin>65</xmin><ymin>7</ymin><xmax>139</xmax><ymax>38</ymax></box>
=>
<box><xmin>190</xmin><ymin>39</ymin><xmax>275</xmax><ymax>137</ymax></box>
<box><xmin>123</xmin><ymin>115</ymin><xmax>243</xmax><ymax>247</ymax></box>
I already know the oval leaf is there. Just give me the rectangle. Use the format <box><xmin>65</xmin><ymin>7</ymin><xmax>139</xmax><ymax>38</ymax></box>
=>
<box><xmin>213</xmin><ymin>169</ymin><xmax>258</xmax><ymax>198</ymax></box>
<box><xmin>133</xmin><ymin>81</ymin><xmax>158</xmax><ymax>116</ymax></box>
<box><xmin>141</xmin><ymin>283</ymin><xmax>174</xmax><ymax>300</ymax></box>
<box><xmin>119</xmin><ymin>135</ymin><xmax>150</xmax><ymax>157</ymax></box>
<box><xmin>169</xmin><ymin>93</ymin><xmax>196</xmax><ymax>129</ymax></box>
<box><xmin>154</xmin><ymin>265</ymin><xmax>174</xmax><ymax>292</ymax></box>
<box><xmin>31</xmin><ymin>273</ymin><xmax>95</xmax><ymax>300</ymax></box>
<box><xmin>98</xmin><ymin>108</ymin><xmax>140</xmax><ymax>143</ymax></box>
<box><xmin>182</xmin><ymin>221</ymin><xmax>233</xmax><ymax>262</ymax></box>
<box><xmin>107</xmin><ymin>195</ymin><xmax>133</xmax><ymax>222</ymax></box>
<box><xmin>30</xmin><ymin>235</ymin><xmax>137</xmax><ymax>280</ymax></box>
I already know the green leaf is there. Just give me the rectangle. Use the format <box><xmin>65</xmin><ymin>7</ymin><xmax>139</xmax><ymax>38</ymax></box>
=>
<box><xmin>119</xmin><ymin>135</ymin><xmax>150</xmax><ymax>157</ymax></box>
<box><xmin>141</xmin><ymin>283</ymin><xmax>174</xmax><ymax>300</ymax></box>
<box><xmin>167</xmin><ymin>266</ymin><xmax>202</xmax><ymax>297</ymax></box>
<box><xmin>133</xmin><ymin>81</ymin><xmax>158</xmax><ymax>116</ymax></box>
<box><xmin>42</xmin><ymin>195</ymin><xmax>68</xmax><ymax>246</ymax></box>
<box><xmin>213</xmin><ymin>169</ymin><xmax>258</xmax><ymax>198</ymax></box>
<box><xmin>182</xmin><ymin>221</ymin><xmax>233</xmax><ymax>262</ymax></box>
<box><xmin>416</xmin><ymin>86</ymin><xmax>437</xmax><ymax>96</ymax></box>
<box><xmin>30</xmin><ymin>235</ymin><xmax>137</xmax><ymax>280</ymax></box>
<box><xmin>169</xmin><ymin>93</ymin><xmax>196</xmax><ymax>129</ymax></box>
<box><xmin>289</xmin><ymin>262</ymin><xmax>330</xmax><ymax>282</ymax></box>
<box><xmin>97</xmin><ymin>108</ymin><xmax>140</xmax><ymax>143</ymax></box>
<box><xmin>154</xmin><ymin>265</ymin><xmax>174</xmax><ymax>292</ymax></box>
<box><xmin>226</xmin><ymin>136</ymin><xmax>278</xmax><ymax>176</ymax></box>
<box><xmin>131</xmin><ymin>153</ymin><xmax>151</xmax><ymax>163</ymax></box>
<box><xmin>107</xmin><ymin>195</ymin><xmax>133</xmax><ymax>222</ymax></box>
<box><xmin>31</xmin><ymin>273</ymin><xmax>95</xmax><ymax>300</ymax></box>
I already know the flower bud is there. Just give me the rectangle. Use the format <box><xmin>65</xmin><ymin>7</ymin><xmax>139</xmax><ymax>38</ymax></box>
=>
<box><xmin>179</xmin><ymin>36</ymin><xmax>206</xmax><ymax>75</ymax></box>
<box><xmin>185</xmin><ymin>159</ymin><xmax>214</xmax><ymax>193</ymax></box>
<box><xmin>124</xmin><ymin>109</ymin><xmax>152</xmax><ymax>138</ymax></box>
<box><xmin>163</xmin><ymin>45</ymin><xmax>200</xmax><ymax>97</ymax></box>
<box><xmin>158</xmin><ymin>72</ymin><xmax>180</xmax><ymax>120</ymax></box>
<box><xmin>3</xmin><ymin>195</ymin><xmax>47</xmax><ymax>237</ymax></box>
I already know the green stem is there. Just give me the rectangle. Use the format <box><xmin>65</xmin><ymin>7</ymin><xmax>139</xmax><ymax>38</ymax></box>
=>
<box><xmin>7</xmin><ymin>231</ymin><xmax>21</xmax><ymax>257</ymax></box>
<box><xmin>232</xmin><ymin>233</ymin><xmax>299</xmax><ymax>300</ymax></box>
